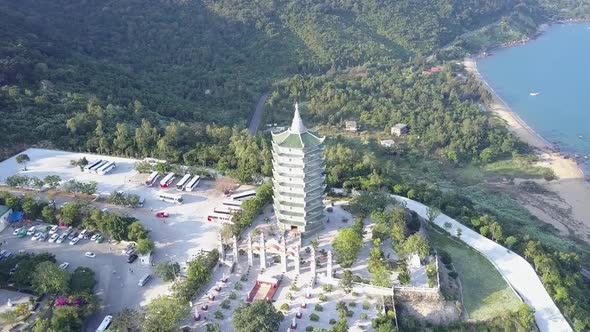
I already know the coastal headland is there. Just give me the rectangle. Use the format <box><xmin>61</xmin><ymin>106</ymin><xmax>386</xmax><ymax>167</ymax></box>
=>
<box><xmin>464</xmin><ymin>58</ymin><xmax>590</xmax><ymax>242</ymax></box>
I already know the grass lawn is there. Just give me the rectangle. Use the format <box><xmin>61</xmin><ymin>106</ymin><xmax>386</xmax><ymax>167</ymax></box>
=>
<box><xmin>429</xmin><ymin>228</ymin><xmax>521</xmax><ymax>321</ymax></box>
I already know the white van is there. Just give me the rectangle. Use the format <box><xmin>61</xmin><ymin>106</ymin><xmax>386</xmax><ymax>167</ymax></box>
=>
<box><xmin>138</xmin><ymin>274</ymin><xmax>151</xmax><ymax>287</ymax></box>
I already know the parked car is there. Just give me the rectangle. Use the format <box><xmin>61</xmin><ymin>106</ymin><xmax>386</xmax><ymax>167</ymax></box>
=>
<box><xmin>68</xmin><ymin>232</ymin><xmax>79</xmax><ymax>240</ymax></box>
<box><xmin>13</xmin><ymin>227</ymin><xmax>23</xmax><ymax>235</ymax></box>
<box><xmin>49</xmin><ymin>225</ymin><xmax>59</xmax><ymax>234</ymax></box>
<box><xmin>59</xmin><ymin>262</ymin><xmax>70</xmax><ymax>270</ymax></box>
<box><xmin>125</xmin><ymin>248</ymin><xmax>137</xmax><ymax>256</ymax></box>
<box><xmin>56</xmin><ymin>233</ymin><xmax>67</xmax><ymax>244</ymax></box>
<box><xmin>27</xmin><ymin>226</ymin><xmax>36</xmax><ymax>236</ymax></box>
<box><xmin>84</xmin><ymin>231</ymin><xmax>94</xmax><ymax>240</ymax></box>
<box><xmin>78</xmin><ymin>230</ymin><xmax>87</xmax><ymax>239</ymax></box>
<box><xmin>48</xmin><ymin>233</ymin><xmax>59</xmax><ymax>243</ymax></box>
<box><xmin>38</xmin><ymin>233</ymin><xmax>47</xmax><ymax>241</ymax></box>
<box><xmin>155</xmin><ymin>211</ymin><xmax>169</xmax><ymax>218</ymax></box>
<box><xmin>69</xmin><ymin>237</ymin><xmax>80</xmax><ymax>246</ymax></box>
<box><xmin>17</xmin><ymin>229</ymin><xmax>27</xmax><ymax>238</ymax></box>
<box><xmin>138</xmin><ymin>197</ymin><xmax>145</xmax><ymax>207</ymax></box>
<box><xmin>90</xmin><ymin>233</ymin><xmax>100</xmax><ymax>241</ymax></box>
<box><xmin>0</xmin><ymin>250</ymin><xmax>6</xmax><ymax>258</ymax></box>
<box><xmin>95</xmin><ymin>235</ymin><xmax>105</xmax><ymax>243</ymax></box>
<box><xmin>85</xmin><ymin>252</ymin><xmax>96</xmax><ymax>258</ymax></box>
<box><xmin>31</xmin><ymin>232</ymin><xmax>42</xmax><ymax>241</ymax></box>
<box><xmin>127</xmin><ymin>254</ymin><xmax>138</xmax><ymax>263</ymax></box>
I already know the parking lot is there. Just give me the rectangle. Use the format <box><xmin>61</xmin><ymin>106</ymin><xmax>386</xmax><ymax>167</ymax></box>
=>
<box><xmin>0</xmin><ymin>149</ymin><xmax>248</xmax><ymax>330</ymax></box>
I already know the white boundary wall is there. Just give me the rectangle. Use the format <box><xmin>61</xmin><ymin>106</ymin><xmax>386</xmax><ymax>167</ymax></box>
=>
<box><xmin>393</xmin><ymin>195</ymin><xmax>572</xmax><ymax>332</ymax></box>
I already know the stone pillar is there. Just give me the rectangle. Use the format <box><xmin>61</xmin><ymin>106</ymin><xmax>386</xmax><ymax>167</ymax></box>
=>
<box><xmin>281</xmin><ymin>236</ymin><xmax>288</xmax><ymax>273</ymax></box>
<box><xmin>260</xmin><ymin>232</ymin><xmax>267</xmax><ymax>269</ymax></box>
<box><xmin>295</xmin><ymin>245</ymin><xmax>300</xmax><ymax>275</ymax></box>
<box><xmin>327</xmin><ymin>250</ymin><xmax>333</xmax><ymax>281</ymax></box>
<box><xmin>247</xmin><ymin>235</ymin><xmax>253</xmax><ymax>266</ymax></box>
<box><xmin>310</xmin><ymin>246</ymin><xmax>316</xmax><ymax>277</ymax></box>
<box><xmin>218</xmin><ymin>233</ymin><xmax>224</xmax><ymax>263</ymax></box>
<box><xmin>233</xmin><ymin>236</ymin><xmax>239</xmax><ymax>264</ymax></box>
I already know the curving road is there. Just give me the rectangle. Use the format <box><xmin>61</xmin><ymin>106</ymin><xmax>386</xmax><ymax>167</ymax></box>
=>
<box><xmin>248</xmin><ymin>92</ymin><xmax>269</xmax><ymax>136</ymax></box>
<box><xmin>393</xmin><ymin>195</ymin><xmax>572</xmax><ymax>332</ymax></box>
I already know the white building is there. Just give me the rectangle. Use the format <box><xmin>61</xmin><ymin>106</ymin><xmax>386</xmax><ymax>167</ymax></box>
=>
<box><xmin>0</xmin><ymin>205</ymin><xmax>11</xmax><ymax>233</ymax></box>
<box><xmin>271</xmin><ymin>104</ymin><xmax>326</xmax><ymax>235</ymax></box>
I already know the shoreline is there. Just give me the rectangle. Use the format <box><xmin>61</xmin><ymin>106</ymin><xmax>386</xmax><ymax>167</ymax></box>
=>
<box><xmin>464</xmin><ymin>58</ymin><xmax>590</xmax><ymax>242</ymax></box>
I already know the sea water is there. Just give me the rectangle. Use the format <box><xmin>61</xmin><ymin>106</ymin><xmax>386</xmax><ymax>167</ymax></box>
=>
<box><xmin>477</xmin><ymin>22</ymin><xmax>590</xmax><ymax>173</ymax></box>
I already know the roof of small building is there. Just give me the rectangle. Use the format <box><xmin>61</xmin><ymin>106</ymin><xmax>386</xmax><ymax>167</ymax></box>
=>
<box><xmin>392</xmin><ymin>123</ymin><xmax>408</xmax><ymax>129</ymax></box>
<box><xmin>380</xmin><ymin>139</ymin><xmax>396</xmax><ymax>145</ymax></box>
<box><xmin>272</xmin><ymin>103</ymin><xmax>324</xmax><ymax>149</ymax></box>
<box><xmin>0</xmin><ymin>205</ymin><xmax>10</xmax><ymax>217</ymax></box>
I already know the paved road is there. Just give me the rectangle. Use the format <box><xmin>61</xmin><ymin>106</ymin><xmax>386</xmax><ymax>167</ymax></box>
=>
<box><xmin>394</xmin><ymin>195</ymin><xmax>572</xmax><ymax>332</ymax></box>
<box><xmin>248</xmin><ymin>92</ymin><xmax>269</xmax><ymax>136</ymax></box>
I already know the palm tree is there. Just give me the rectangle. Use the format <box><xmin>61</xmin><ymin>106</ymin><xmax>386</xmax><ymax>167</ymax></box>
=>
<box><xmin>16</xmin><ymin>154</ymin><xmax>30</xmax><ymax>171</ymax></box>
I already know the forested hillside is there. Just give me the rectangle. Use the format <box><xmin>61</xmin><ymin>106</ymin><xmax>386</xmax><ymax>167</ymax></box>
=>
<box><xmin>0</xmin><ymin>0</ymin><xmax>554</xmax><ymax>153</ymax></box>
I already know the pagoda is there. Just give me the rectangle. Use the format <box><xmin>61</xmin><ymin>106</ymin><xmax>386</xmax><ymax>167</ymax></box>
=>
<box><xmin>271</xmin><ymin>104</ymin><xmax>326</xmax><ymax>235</ymax></box>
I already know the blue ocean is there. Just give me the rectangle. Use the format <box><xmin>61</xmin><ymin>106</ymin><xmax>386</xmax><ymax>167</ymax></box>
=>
<box><xmin>477</xmin><ymin>23</ymin><xmax>590</xmax><ymax>173</ymax></box>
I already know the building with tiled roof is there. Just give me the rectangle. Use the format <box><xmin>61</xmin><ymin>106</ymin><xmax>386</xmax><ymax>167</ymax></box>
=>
<box><xmin>271</xmin><ymin>104</ymin><xmax>326</xmax><ymax>235</ymax></box>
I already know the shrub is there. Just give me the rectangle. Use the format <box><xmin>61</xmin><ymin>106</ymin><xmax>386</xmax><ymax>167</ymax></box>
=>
<box><xmin>234</xmin><ymin>282</ymin><xmax>243</xmax><ymax>290</ymax></box>
<box><xmin>318</xmin><ymin>294</ymin><xmax>328</xmax><ymax>301</ymax></box>
<box><xmin>309</xmin><ymin>313</ymin><xmax>320</xmax><ymax>322</ymax></box>
<box><xmin>314</xmin><ymin>304</ymin><xmax>323</xmax><ymax>312</ymax></box>
<box><xmin>351</xmin><ymin>291</ymin><xmax>360</xmax><ymax>297</ymax></box>
<box><xmin>305</xmin><ymin>327</ymin><xmax>314</xmax><ymax>332</ymax></box>
<box><xmin>214</xmin><ymin>310</ymin><xmax>223</xmax><ymax>319</ymax></box>
<box><xmin>346</xmin><ymin>310</ymin><xmax>354</xmax><ymax>317</ymax></box>
<box><xmin>240</xmin><ymin>274</ymin><xmax>248</xmax><ymax>282</ymax></box>
<box><xmin>321</xmin><ymin>284</ymin><xmax>333</xmax><ymax>292</ymax></box>
<box><xmin>449</xmin><ymin>271</ymin><xmax>458</xmax><ymax>279</ymax></box>
<box><xmin>362</xmin><ymin>301</ymin><xmax>370</xmax><ymax>310</ymax></box>
<box><xmin>349</xmin><ymin>301</ymin><xmax>356</xmax><ymax>307</ymax></box>
<box><xmin>280</xmin><ymin>303</ymin><xmax>289</xmax><ymax>311</ymax></box>
<box><xmin>360</xmin><ymin>313</ymin><xmax>368</xmax><ymax>319</ymax></box>
<box><xmin>228</xmin><ymin>291</ymin><xmax>237</xmax><ymax>300</ymax></box>
<box><xmin>221</xmin><ymin>300</ymin><xmax>230</xmax><ymax>309</ymax></box>
<box><xmin>290</xmin><ymin>283</ymin><xmax>298</xmax><ymax>291</ymax></box>
<box><xmin>329</xmin><ymin>318</ymin><xmax>337</xmax><ymax>325</ymax></box>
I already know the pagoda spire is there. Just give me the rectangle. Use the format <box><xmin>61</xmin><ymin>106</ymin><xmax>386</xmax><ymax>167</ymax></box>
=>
<box><xmin>290</xmin><ymin>103</ymin><xmax>307</xmax><ymax>134</ymax></box>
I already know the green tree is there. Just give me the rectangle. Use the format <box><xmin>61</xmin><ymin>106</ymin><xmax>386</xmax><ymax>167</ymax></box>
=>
<box><xmin>32</xmin><ymin>261</ymin><xmax>70</xmax><ymax>294</ymax></box>
<box><xmin>232</xmin><ymin>300</ymin><xmax>284</xmax><ymax>332</ymax></box>
<box><xmin>155</xmin><ymin>261</ymin><xmax>181</xmax><ymax>282</ymax></box>
<box><xmin>50</xmin><ymin>306</ymin><xmax>82</xmax><ymax>332</ymax></box>
<box><xmin>70</xmin><ymin>267</ymin><xmax>97</xmax><ymax>293</ymax></box>
<box><xmin>136</xmin><ymin>238</ymin><xmax>154</xmax><ymax>254</ymax></box>
<box><xmin>16</xmin><ymin>154</ymin><xmax>30</xmax><ymax>171</ymax></box>
<box><xmin>332</xmin><ymin>228</ymin><xmax>363</xmax><ymax>268</ymax></box>
<box><xmin>127</xmin><ymin>221</ymin><xmax>148</xmax><ymax>242</ymax></box>
<box><xmin>111</xmin><ymin>308</ymin><xmax>142</xmax><ymax>332</ymax></box>
<box><xmin>142</xmin><ymin>296</ymin><xmax>189</xmax><ymax>332</ymax></box>
<box><xmin>401</xmin><ymin>234</ymin><xmax>430</xmax><ymax>260</ymax></box>
<box><xmin>22</xmin><ymin>195</ymin><xmax>39</xmax><ymax>218</ymax></box>
<box><xmin>516</xmin><ymin>303</ymin><xmax>535</xmax><ymax>329</ymax></box>
<box><xmin>339</xmin><ymin>269</ymin><xmax>353</xmax><ymax>294</ymax></box>
<box><xmin>43</xmin><ymin>175</ymin><xmax>61</xmax><ymax>189</ymax></box>
<box><xmin>60</xmin><ymin>202</ymin><xmax>81</xmax><ymax>225</ymax></box>
<box><xmin>42</xmin><ymin>205</ymin><xmax>57</xmax><ymax>224</ymax></box>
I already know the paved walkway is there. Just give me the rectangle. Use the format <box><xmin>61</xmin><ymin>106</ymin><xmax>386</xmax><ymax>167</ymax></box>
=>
<box><xmin>393</xmin><ymin>196</ymin><xmax>572</xmax><ymax>332</ymax></box>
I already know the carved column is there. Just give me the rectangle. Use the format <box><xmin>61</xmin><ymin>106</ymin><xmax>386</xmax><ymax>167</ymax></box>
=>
<box><xmin>218</xmin><ymin>233</ymin><xmax>224</xmax><ymax>263</ymax></box>
<box><xmin>233</xmin><ymin>236</ymin><xmax>239</xmax><ymax>264</ymax></box>
<box><xmin>327</xmin><ymin>250</ymin><xmax>333</xmax><ymax>281</ymax></box>
<box><xmin>247</xmin><ymin>235</ymin><xmax>253</xmax><ymax>266</ymax></box>
<box><xmin>281</xmin><ymin>236</ymin><xmax>288</xmax><ymax>273</ymax></box>
<box><xmin>260</xmin><ymin>232</ymin><xmax>267</xmax><ymax>269</ymax></box>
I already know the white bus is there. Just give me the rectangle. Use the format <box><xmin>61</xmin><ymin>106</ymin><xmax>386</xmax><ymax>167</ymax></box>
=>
<box><xmin>90</xmin><ymin>160</ymin><xmax>108</xmax><ymax>173</ymax></box>
<box><xmin>214</xmin><ymin>206</ymin><xmax>241</xmax><ymax>214</ymax></box>
<box><xmin>159</xmin><ymin>172</ymin><xmax>176</xmax><ymax>188</ymax></box>
<box><xmin>145</xmin><ymin>171</ymin><xmax>160</xmax><ymax>187</ymax></box>
<box><xmin>176</xmin><ymin>174</ymin><xmax>191</xmax><ymax>191</ymax></box>
<box><xmin>222</xmin><ymin>199</ymin><xmax>242</xmax><ymax>208</ymax></box>
<box><xmin>158</xmin><ymin>192</ymin><xmax>183</xmax><ymax>204</ymax></box>
<box><xmin>95</xmin><ymin>315</ymin><xmax>113</xmax><ymax>332</ymax></box>
<box><xmin>207</xmin><ymin>212</ymin><xmax>233</xmax><ymax>224</ymax></box>
<box><xmin>86</xmin><ymin>159</ymin><xmax>103</xmax><ymax>172</ymax></box>
<box><xmin>230</xmin><ymin>189</ymin><xmax>257</xmax><ymax>201</ymax></box>
<box><xmin>97</xmin><ymin>161</ymin><xmax>116</xmax><ymax>175</ymax></box>
<box><xmin>184</xmin><ymin>175</ymin><xmax>201</xmax><ymax>192</ymax></box>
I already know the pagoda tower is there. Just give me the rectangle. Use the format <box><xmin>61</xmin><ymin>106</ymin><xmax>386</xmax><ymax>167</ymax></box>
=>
<box><xmin>271</xmin><ymin>104</ymin><xmax>326</xmax><ymax>235</ymax></box>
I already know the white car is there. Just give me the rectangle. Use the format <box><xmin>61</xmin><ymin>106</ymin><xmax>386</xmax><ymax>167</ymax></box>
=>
<box><xmin>27</xmin><ymin>226</ymin><xmax>36</xmax><ymax>236</ymax></box>
<box><xmin>69</xmin><ymin>237</ymin><xmax>80</xmax><ymax>246</ymax></box>
<box><xmin>49</xmin><ymin>225</ymin><xmax>59</xmax><ymax>234</ymax></box>
<box><xmin>59</xmin><ymin>262</ymin><xmax>70</xmax><ymax>270</ymax></box>
<box><xmin>56</xmin><ymin>233</ymin><xmax>67</xmax><ymax>244</ymax></box>
<box><xmin>78</xmin><ymin>229</ymin><xmax>87</xmax><ymax>239</ymax></box>
<box><xmin>48</xmin><ymin>233</ymin><xmax>59</xmax><ymax>243</ymax></box>
<box><xmin>31</xmin><ymin>232</ymin><xmax>42</xmax><ymax>241</ymax></box>
<box><xmin>38</xmin><ymin>233</ymin><xmax>47</xmax><ymax>241</ymax></box>
<box><xmin>85</xmin><ymin>252</ymin><xmax>96</xmax><ymax>258</ymax></box>
<box><xmin>12</xmin><ymin>227</ymin><xmax>23</xmax><ymax>235</ymax></box>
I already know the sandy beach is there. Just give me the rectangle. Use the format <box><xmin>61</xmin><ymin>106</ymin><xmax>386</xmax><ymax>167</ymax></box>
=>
<box><xmin>464</xmin><ymin>58</ymin><xmax>590</xmax><ymax>242</ymax></box>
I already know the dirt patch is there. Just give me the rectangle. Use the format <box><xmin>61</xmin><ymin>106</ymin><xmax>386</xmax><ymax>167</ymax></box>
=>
<box><xmin>395</xmin><ymin>290</ymin><xmax>460</xmax><ymax>325</ymax></box>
